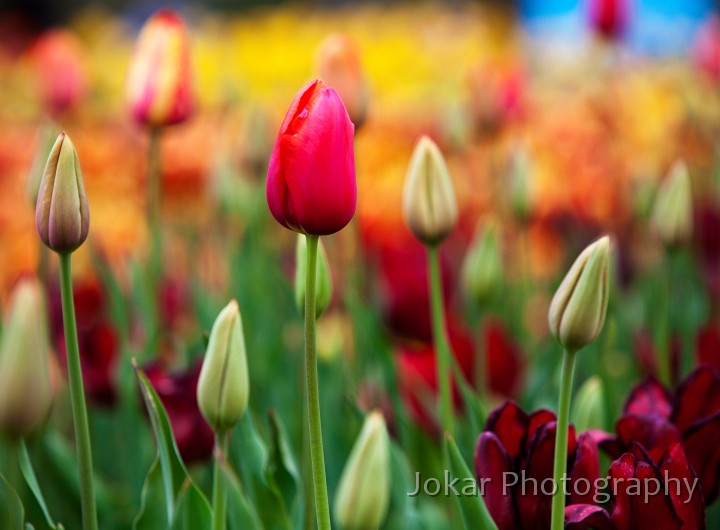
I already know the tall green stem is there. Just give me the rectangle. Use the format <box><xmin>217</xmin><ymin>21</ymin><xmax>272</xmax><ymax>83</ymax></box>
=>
<box><xmin>304</xmin><ymin>235</ymin><xmax>331</xmax><ymax>530</ymax></box>
<box><xmin>212</xmin><ymin>433</ymin><xmax>229</xmax><ymax>530</ymax></box>
<box><xmin>550</xmin><ymin>349</ymin><xmax>576</xmax><ymax>530</ymax></box>
<box><xmin>427</xmin><ymin>245</ymin><xmax>454</xmax><ymax>436</ymax></box>
<box><xmin>657</xmin><ymin>253</ymin><xmax>672</xmax><ymax>386</ymax></box>
<box><xmin>59</xmin><ymin>253</ymin><xmax>98</xmax><ymax>530</ymax></box>
<box><xmin>148</xmin><ymin>127</ymin><xmax>162</xmax><ymax>284</ymax></box>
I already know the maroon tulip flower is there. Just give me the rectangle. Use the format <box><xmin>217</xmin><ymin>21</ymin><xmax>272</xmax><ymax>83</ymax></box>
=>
<box><xmin>49</xmin><ymin>280</ymin><xmax>119</xmax><ymax>407</ymax></box>
<box><xmin>566</xmin><ymin>443</ymin><xmax>705</xmax><ymax>530</ymax></box>
<box><xmin>604</xmin><ymin>368</ymin><xmax>720</xmax><ymax>505</ymax></box>
<box><xmin>474</xmin><ymin>401</ymin><xmax>601</xmax><ymax>530</ymax></box>
<box><xmin>266</xmin><ymin>79</ymin><xmax>356</xmax><ymax>235</ymax></box>
<box><xmin>144</xmin><ymin>360</ymin><xmax>215</xmax><ymax>465</ymax></box>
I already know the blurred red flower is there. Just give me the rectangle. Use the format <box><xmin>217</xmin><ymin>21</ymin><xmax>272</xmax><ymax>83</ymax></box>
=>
<box><xmin>587</xmin><ymin>0</ymin><xmax>627</xmax><ymax>40</ymax></box>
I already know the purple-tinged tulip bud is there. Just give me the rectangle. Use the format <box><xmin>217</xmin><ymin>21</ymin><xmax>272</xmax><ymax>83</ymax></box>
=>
<box><xmin>35</xmin><ymin>132</ymin><xmax>90</xmax><ymax>254</ymax></box>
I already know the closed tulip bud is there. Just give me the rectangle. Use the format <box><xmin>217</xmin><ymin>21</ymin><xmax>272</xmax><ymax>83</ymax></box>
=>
<box><xmin>461</xmin><ymin>218</ymin><xmax>503</xmax><ymax>306</ymax></box>
<box><xmin>197</xmin><ymin>300</ymin><xmax>249</xmax><ymax>433</ymax></box>
<box><xmin>548</xmin><ymin>236</ymin><xmax>611</xmax><ymax>353</ymax></box>
<box><xmin>295</xmin><ymin>235</ymin><xmax>332</xmax><ymax>318</ymax></box>
<box><xmin>571</xmin><ymin>376</ymin><xmax>606</xmax><ymax>432</ymax></box>
<box><xmin>0</xmin><ymin>278</ymin><xmax>54</xmax><ymax>437</ymax></box>
<box><xmin>507</xmin><ymin>145</ymin><xmax>533</xmax><ymax>222</ymax></box>
<box><xmin>315</xmin><ymin>34</ymin><xmax>369</xmax><ymax>129</ymax></box>
<box><xmin>651</xmin><ymin>161</ymin><xmax>693</xmax><ymax>248</ymax></box>
<box><xmin>334</xmin><ymin>411</ymin><xmax>391</xmax><ymax>530</ymax></box>
<box><xmin>267</xmin><ymin>80</ymin><xmax>356</xmax><ymax>235</ymax></box>
<box><xmin>35</xmin><ymin>132</ymin><xmax>90</xmax><ymax>254</ymax></box>
<box><xmin>402</xmin><ymin>136</ymin><xmax>458</xmax><ymax>246</ymax></box>
<box><xmin>126</xmin><ymin>10</ymin><xmax>194</xmax><ymax>127</ymax></box>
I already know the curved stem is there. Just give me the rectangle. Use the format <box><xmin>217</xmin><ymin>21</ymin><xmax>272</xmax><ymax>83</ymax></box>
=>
<box><xmin>427</xmin><ymin>245</ymin><xmax>454</xmax><ymax>436</ymax></box>
<box><xmin>304</xmin><ymin>235</ymin><xmax>331</xmax><ymax>530</ymax></box>
<box><xmin>550</xmin><ymin>349</ymin><xmax>576</xmax><ymax>530</ymax></box>
<box><xmin>59</xmin><ymin>253</ymin><xmax>98</xmax><ymax>530</ymax></box>
<box><xmin>212</xmin><ymin>433</ymin><xmax>229</xmax><ymax>530</ymax></box>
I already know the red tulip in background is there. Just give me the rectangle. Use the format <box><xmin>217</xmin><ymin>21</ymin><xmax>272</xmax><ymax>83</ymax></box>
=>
<box><xmin>266</xmin><ymin>79</ymin><xmax>356</xmax><ymax>235</ymax></box>
<box><xmin>126</xmin><ymin>10</ymin><xmax>195</xmax><ymax>127</ymax></box>
<box><xmin>474</xmin><ymin>401</ymin><xmax>601</xmax><ymax>530</ymax></box>
<box><xmin>144</xmin><ymin>360</ymin><xmax>215</xmax><ymax>464</ymax></box>
<box><xmin>692</xmin><ymin>15</ymin><xmax>720</xmax><ymax>84</ymax></box>
<box><xmin>587</xmin><ymin>0</ymin><xmax>627</xmax><ymax>40</ymax></box>
<box><xmin>49</xmin><ymin>280</ymin><xmax>119</xmax><ymax>407</ymax></box>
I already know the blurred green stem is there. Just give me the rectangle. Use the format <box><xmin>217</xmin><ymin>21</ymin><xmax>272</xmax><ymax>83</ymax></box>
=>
<box><xmin>427</xmin><ymin>245</ymin><xmax>454</xmax><ymax>436</ymax></box>
<box><xmin>550</xmin><ymin>348</ymin><xmax>576</xmax><ymax>530</ymax></box>
<box><xmin>59</xmin><ymin>252</ymin><xmax>98</xmax><ymax>530</ymax></box>
<box><xmin>148</xmin><ymin>127</ymin><xmax>162</xmax><ymax>284</ymax></box>
<box><xmin>473</xmin><ymin>311</ymin><xmax>488</xmax><ymax>403</ymax></box>
<box><xmin>212</xmin><ymin>433</ymin><xmax>229</xmax><ymax>530</ymax></box>
<box><xmin>657</xmin><ymin>250</ymin><xmax>673</xmax><ymax>386</ymax></box>
<box><xmin>304</xmin><ymin>235</ymin><xmax>331</xmax><ymax>530</ymax></box>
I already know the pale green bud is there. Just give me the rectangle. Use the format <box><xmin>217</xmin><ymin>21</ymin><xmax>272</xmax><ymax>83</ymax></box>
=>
<box><xmin>507</xmin><ymin>145</ymin><xmax>532</xmax><ymax>222</ymax></box>
<box><xmin>0</xmin><ymin>277</ymin><xmax>54</xmax><ymax>437</ymax></box>
<box><xmin>651</xmin><ymin>161</ymin><xmax>692</xmax><ymax>247</ymax></box>
<box><xmin>571</xmin><ymin>376</ymin><xmax>606</xmax><ymax>432</ymax></box>
<box><xmin>402</xmin><ymin>136</ymin><xmax>458</xmax><ymax>246</ymax></box>
<box><xmin>334</xmin><ymin>411</ymin><xmax>391</xmax><ymax>530</ymax></box>
<box><xmin>295</xmin><ymin>235</ymin><xmax>332</xmax><ymax>319</ymax></box>
<box><xmin>35</xmin><ymin>132</ymin><xmax>90</xmax><ymax>254</ymax></box>
<box><xmin>548</xmin><ymin>236</ymin><xmax>611</xmax><ymax>353</ymax></box>
<box><xmin>461</xmin><ymin>218</ymin><xmax>504</xmax><ymax>307</ymax></box>
<box><xmin>197</xmin><ymin>300</ymin><xmax>249</xmax><ymax>433</ymax></box>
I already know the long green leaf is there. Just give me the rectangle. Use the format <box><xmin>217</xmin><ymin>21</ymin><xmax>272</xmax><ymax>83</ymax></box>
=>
<box><xmin>222</xmin><ymin>461</ymin><xmax>264</xmax><ymax>530</ymax></box>
<box><xmin>0</xmin><ymin>471</ymin><xmax>24</xmax><ymax>530</ymax></box>
<box><xmin>132</xmin><ymin>458</ymin><xmax>167</xmax><ymax>530</ymax></box>
<box><xmin>169</xmin><ymin>480</ymin><xmax>213</xmax><ymax>530</ymax></box>
<box><xmin>17</xmin><ymin>440</ymin><xmax>58</xmax><ymax>530</ymax></box>
<box><xmin>444</xmin><ymin>435</ymin><xmax>498</xmax><ymax>530</ymax></box>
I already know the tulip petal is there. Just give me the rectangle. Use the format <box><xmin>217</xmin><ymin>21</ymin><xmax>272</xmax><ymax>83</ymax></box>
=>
<box><xmin>565</xmin><ymin>504</ymin><xmax>615</xmax><ymax>530</ymax></box>
<box><xmin>658</xmin><ymin>444</ymin><xmax>706</xmax><ymax>529</ymax></box>
<box><xmin>672</xmin><ymin>367</ymin><xmax>720</xmax><ymax>432</ymax></box>
<box><xmin>517</xmin><ymin>422</ymin><xmax>558</xmax><ymax>530</ymax></box>
<box><xmin>475</xmin><ymin>432</ymin><xmax>519</xmax><ymax>530</ymax></box>
<box><xmin>616</xmin><ymin>413</ymin><xmax>680</xmax><ymax>452</ymax></box>
<box><xmin>682</xmin><ymin>411</ymin><xmax>720</xmax><ymax>504</ymax></box>
<box><xmin>623</xmin><ymin>378</ymin><xmax>673</xmax><ymax>418</ymax></box>
<box><xmin>485</xmin><ymin>401</ymin><xmax>529</xmax><ymax>460</ymax></box>
<box><xmin>569</xmin><ymin>433</ymin><xmax>601</xmax><ymax>505</ymax></box>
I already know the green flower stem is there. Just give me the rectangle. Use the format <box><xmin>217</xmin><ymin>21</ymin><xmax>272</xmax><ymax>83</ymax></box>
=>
<box><xmin>212</xmin><ymin>433</ymin><xmax>229</xmax><ymax>530</ymax></box>
<box><xmin>473</xmin><ymin>311</ymin><xmax>488</xmax><ymax>403</ymax></box>
<box><xmin>59</xmin><ymin>252</ymin><xmax>98</xmax><ymax>530</ymax></box>
<box><xmin>304</xmin><ymin>235</ymin><xmax>331</xmax><ymax>530</ymax></box>
<box><xmin>550</xmin><ymin>349</ymin><xmax>576</xmax><ymax>530</ymax></box>
<box><xmin>148</xmin><ymin>127</ymin><xmax>162</xmax><ymax>284</ymax></box>
<box><xmin>427</xmin><ymin>245</ymin><xmax>454</xmax><ymax>436</ymax></box>
<box><xmin>657</xmin><ymin>252</ymin><xmax>672</xmax><ymax>386</ymax></box>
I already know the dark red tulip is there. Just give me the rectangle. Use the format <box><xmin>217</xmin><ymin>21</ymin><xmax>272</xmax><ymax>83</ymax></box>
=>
<box><xmin>144</xmin><ymin>360</ymin><xmax>214</xmax><ymax>465</ymax></box>
<box><xmin>266</xmin><ymin>79</ymin><xmax>356</xmax><ymax>235</ymax></box>
<box><xmin>605</xmin><ymin>369</ymin><xmax>720</xmax><ymax>505</ymax></box>
<box><xmin>568</xmin><ymin>443</ymin><xmax>704</xmax><ymax>530</ymax></box>
<box><xmin>632</xmin><ymin>330</ymin><xmax>683</xmax><ymax>386</ymax></box>
<box><xmin>474</xmin><ymin>401</ymin><xmax>601</xmax><ymax>530</ymax></box>
<box><xmin>694</xmin><ymin>202</ymin><xmax>720</xmax><ymax>297</ymax></box>
<box><xmin>49</xmin><ymin>280</ymin><xmax>119</xmax><ymax>407</ymax></box>
<box><xmin>696</xmin><ymin>324</ymin><xmax>720</xmax><ymax>374</ymax></box>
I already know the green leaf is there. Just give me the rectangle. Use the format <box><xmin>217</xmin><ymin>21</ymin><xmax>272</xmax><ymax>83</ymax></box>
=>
<box><xmin>267</xmin><ymin>410</ymin><xmax>300</xmax><ymax>518</ymax></box>
<box><xmin>133</xmin><ymin>361</ymin><xmax>199</xmax><ymax>521</ymax></box>
<box><xmin>17</xmin><ymin>440</ymin><xmax>58</xmax><ymax>530</ymax></box>
<box><xmin>132</xmin><ymin>458</ymin><xmax>167</xmax><ymax>530</ymax></box>
<box><xmin>222</xmin><ymin>461</ymin><xmax>264</xmax><ymax>530</ymax></box>
<box><xmin>169</xmin><ymin>480</ymin><xmax>213</xmax><ymax>530</ymax></box>
<box><xmin>444</xmin><ymin>435</ymin><xmax>498</xmax><ymax>530</ymax></box>
<box><xmin>229</xmin><ymin>413</ymin><xmax>292</xmax><ymax>530</ymax></box>
<box><xmin>0</xmin><ymin>471</ymin><xmax>24</xmax><ymax>530</ymax></box>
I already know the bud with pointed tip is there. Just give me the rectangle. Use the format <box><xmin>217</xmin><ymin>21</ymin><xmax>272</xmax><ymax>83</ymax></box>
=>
<box><xmin>571</xmin><ymin>376</ymin><xmax>606</xmax><ymax>432</ymax></box>
<box><xmin>0</xmin><ymin>277</ymin><xmax>55</xmax><ymax>437</ymax></box>
<box><xmin>126</xmin><ymin>9</ymin><xmax>195</xmax><ymax>127</ymax></box>
<box><xmin>295</xmin><ymin>235</ymin><xmax>333</xmax><ymax>319</ymax></box>
<box><xmin>197</xmin><ymin>300</ymin><xmax>249</xmax><ymax>433</ymax></box>
<box><xmin>651</xmin><ymin>161</ymin><xmax>693</xmax><ymax>248</ymax></box>
<box><xmin>402</xmin><ymin>136</ymin><xmax>458</xmax><ymax>246</ymax></box>
<box><xmin>461</xmin><ymin>218</ymin><xmax>503</xmax><ymax>307</ymax></box>
<box><xmin>507</xmin><ymin>145</ymin><xmax>533</xmax><ymax>222</ymax></box>
<box><xmin>334</xmin><ymin>411</ymin><xmax>391</xmax><ymax>530</ymax></box>
<box><xmin>35</xmin><ymin>132</ymin><xmax>90</xmax><ymax>254</ymax></box>
<box><xmin>548</xmin><ymin>236</ymin><xmax>611</xmax><ymax>353</ymax></box>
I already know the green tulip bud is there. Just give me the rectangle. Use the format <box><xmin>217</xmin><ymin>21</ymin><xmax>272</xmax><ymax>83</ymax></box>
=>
<box><xmin>334</xmin><ymin>411</ymin><xmax>391</xmax><ymax>530</ymax></box>
<box><xmin>571</xmin><ymin>376</ymin><xmax>606</xmax><ymax>432</ymax></box>
<box><xmin>402</xmin><ymin>136</ymin><xmax>458</xmax><ymax>246</ymax></box>
<box><xmin>197</xmin><ymin>300</ymin><xmax>249</xmax><ymax>433</ymax></box>
<box><xmin>461</xmin><ymin>218</ymin><xmax>504</xmax><ymax>307</ymax></box>
<box><xmin>295</xmin><ymin>235</ymin><xmax>333</xmax><ymax>319</ymax></box>
<box><xmin>35</xmin><ymin>132</ymin><xmax>90</xmax><ymax>254</ymax></box>
<box><xmin>548</xmin><ymin>236</ymin><xmax>611</xmax><ymax>353</ymax></box>
<box><xmin>0</xmin><ymin>277</ymin><xmax>55</xmax><ymax>437</ymax></box>
<box><xmin>651</xmin><ymin>161</ymin><xmax>692</xmax><ymax>248</ymax></box>
<box><xmin>507</xmin><ymin>145</ymin><xmax>533</xmax><ymax>223</ymax></box>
